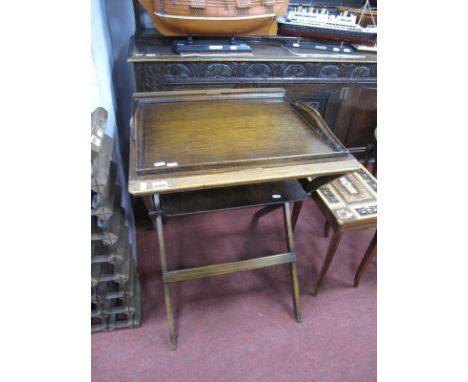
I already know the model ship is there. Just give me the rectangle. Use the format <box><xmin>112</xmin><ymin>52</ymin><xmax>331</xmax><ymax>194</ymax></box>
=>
<box><xmin>337</xmin><ymin>4</ymin><xmax>377</xmax><ymax>26</ymax></box>
<box><xmin>277</xmin><ymin>1</ymin><xmax>377</xmax><ymax>45</ymax></box>
<box><xmin>138</xmin><ymin>0</ymin><xmax>290</xmax><ymax>36</ymax></box>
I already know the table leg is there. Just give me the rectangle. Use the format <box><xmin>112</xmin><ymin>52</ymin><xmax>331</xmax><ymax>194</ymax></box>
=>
<box><xmin>372</xmin><ymin>153</ymin><xmax>377</xmax><ymax>177</ymax></box>
<box><xmin>291</xmin><ymin>201</ymin><xmax>303</xmax><ymax>231</ymax></box>
<box><xmin>153</xmin><ymin>195</ymin><xmax>177</xmax><ymax>350</ymax></box>
<box><xmin>313</xmin><ymin>230</ymin><xmax>343</xmax><ymax>297</ymax></box>
<box><xmin>354</xmin><ymin>231</ymin><xmax>377</xmax><ymax>287</ymax></box>
<box><xmin>142</xmin><ymin>195</ymin><xmax>157</xmax><ymax>230</ymax></box>
<box><xmin>283</xmin><ymin>202</ymin><xmax>302</xmax><ymax>322</ymax></box>
<box><xmin>289</xmin><ymin>263</ymin><xmax>301</xmax><ymax>322</ymax></box>
<box><xmin>323</xmin><ymin>220</ymin><xmax>330</xmax><ymax>238</ymax></box>
<box><xmin>253</xmin><ymin>204</ymin><xmax>282</xmax><ymax>219</ymax></box>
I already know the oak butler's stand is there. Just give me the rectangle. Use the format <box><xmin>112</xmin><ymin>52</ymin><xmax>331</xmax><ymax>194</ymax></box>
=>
<box><xmin>128</xmin><ymin>88</ymin><xmax>360</xmax><ymax>349</ymax></box>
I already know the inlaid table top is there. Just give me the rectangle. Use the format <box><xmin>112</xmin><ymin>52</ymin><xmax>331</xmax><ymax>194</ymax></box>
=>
<box><xmin>128</xmin><ymin>88</ymin><xmax>360</xmax><ymax>195</ymax></box>
<box><xmin>316</xmin><ymin>164</ymin><xmax>377</xmax><ymax>229</ymax></box>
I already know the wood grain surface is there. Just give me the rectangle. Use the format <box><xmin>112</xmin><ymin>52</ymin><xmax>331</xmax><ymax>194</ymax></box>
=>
<box><xmin>139</xmin><ymin>99</ymin><xmax>336</xmax><ymax>173</ymax></box>
<box><xmin>129</xmin><ymin>88</ymin><xmax>360</xmax><ymax>195</ymax></box>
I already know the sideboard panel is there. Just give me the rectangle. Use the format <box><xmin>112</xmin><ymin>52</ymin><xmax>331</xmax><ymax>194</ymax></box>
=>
<box><xmin>129</xmin><ymin>38</ymin><xmax>377</xmax><ymax>149</ymax></box>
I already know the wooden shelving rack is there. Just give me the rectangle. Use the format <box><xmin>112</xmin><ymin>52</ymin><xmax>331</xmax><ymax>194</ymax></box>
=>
<box><xmin>91</xmin><ymin>108</ymin><xmax>141</xmax><ymax>332</ymax></box>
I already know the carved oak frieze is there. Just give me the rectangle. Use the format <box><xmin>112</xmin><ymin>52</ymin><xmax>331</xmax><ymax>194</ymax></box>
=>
<box><xmin>139</xmin><ymin>61</ymin><xmax>376</xmax><ymax>91</ymax></box>
<box><xmin>318</xmin><ymin>64</ymin><xmax>341</xmax><ymax>78</ymax></box>
<box><xmin>244</xmin><ymin>63</ymin><xmax>274</xmax><ymax>78</ymax></box>
<box><xmin>142</xmin><ymin>63</ymin><xmax>166</xmax><ymax>91</ymax></box>
<box><xmin>350</xmin><ymin>65</ymin><xmax>372</xmax><ymax>78</ymax></box>
<box><xmin>130</xmin><ymin>37</ymin><xmax>376</xmax><ymax>151</ymax></box>
<box><xmin>166</xmin><ymin>63</ymin><xmax>192</xmax><ymax>78</ymax></box>
<box><xmin>206</xmin><ymin>64</ymin><xmax>233</xmax><ymax>78</ymax></box>
<box><xmin>280</xmin><ymin>63</ymin><xmax>309</xmax><ymax>77</ymax></box>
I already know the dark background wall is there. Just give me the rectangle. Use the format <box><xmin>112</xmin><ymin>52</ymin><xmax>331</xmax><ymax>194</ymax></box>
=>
<box><xmin>103</xmin><ymin>0</ymin><xmax>136</xmax><ymax>178</ymax></box>
<box><xmin>91</xmin><ymin>0</ymin><xmax>137</xmax><ymax>258</ymax></box>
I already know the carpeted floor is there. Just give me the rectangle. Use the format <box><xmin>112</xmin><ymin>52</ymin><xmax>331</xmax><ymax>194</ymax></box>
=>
<box><xmin>92</xmin><ymin>198</ymin><xmax>376</xmax><ymax>382</ymax></box>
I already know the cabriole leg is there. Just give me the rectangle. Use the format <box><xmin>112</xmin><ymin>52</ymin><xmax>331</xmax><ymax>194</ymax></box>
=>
<box><xmin>323</xmin><ymin>220</ymin><xmax>330</xmax><ymax>238</ymax></box>
<box><xmin>313</xmin><ymin>230</ymin><xmax>343</xmax><ymax>297</ymax></box>
<box><xmin>253</xmin><ymin>204</ymin><xmax>282</xmax><ymax>219</ymax></box>
<box><xmin>354</xmin><ymin>231</ymin><xmax>377</xmax><ymax>287</ymax></box>
<box><xmin>291</xmin><ymin>201</ymin><xmax>303</xmax><ymax>231</ymax></box>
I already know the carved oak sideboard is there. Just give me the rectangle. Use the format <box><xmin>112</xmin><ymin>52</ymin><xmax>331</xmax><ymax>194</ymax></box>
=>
<box><xmin>128</xmin><ymin>36</ymin><xmax>377</xmax><ymax>151</ymax></box>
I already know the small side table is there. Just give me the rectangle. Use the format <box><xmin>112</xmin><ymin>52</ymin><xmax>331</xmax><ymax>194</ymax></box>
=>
<box><xmin>293</xmin><ymin>164</ymin><xmax>377</xmax><ymax>296</ymax></box>
<box><xmin>145</xmin><ymin>180</ymin><xmax>308</xmax><ymax>349</ymax></box>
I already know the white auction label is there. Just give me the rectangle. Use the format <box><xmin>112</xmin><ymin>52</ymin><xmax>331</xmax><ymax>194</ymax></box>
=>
<box><xmin>166</xmin><ymin>162</ymin><xmax>178</xmax><ymax>167</ymax></box>
<box><xmin>140</xmin><ymin>182</ymin><xmax>147</xmax><ymax>191</ymax></box>
<box><xmin>91</xmin><ymin>135</ymin><xmax>102</xmax><ymax>146</ymax></box>
<box><xmin>272</xmin><ymin>194</ymin><xmax>281</xmax><ymax>199</ymax></box>
<box><xmin>153</xmin><ymin>181</ymin><xmax>168</xmax><ymax>190</ymax></box>
<box><xmin>153</xmin><ymin>161</ymin><xmax>166</xmax><ymax>167</ymax></box>
<box><xmin>209</xmin><ymin>45</ymin><xmax>223</xmax><ymax>50</ymax></box>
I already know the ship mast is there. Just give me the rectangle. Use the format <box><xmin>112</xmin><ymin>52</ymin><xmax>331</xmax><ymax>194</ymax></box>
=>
<box><xmin>358</xmin><ymin>0</ymin><xmax>375</xmax><ymax>27</ymax></box>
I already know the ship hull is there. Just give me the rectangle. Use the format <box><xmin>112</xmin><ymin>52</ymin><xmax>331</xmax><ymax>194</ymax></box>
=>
<box><xmin>155</xmin><ymin>13</ymin><xmax>278</xmax><ymax>36</ymax></box>
<box><xmin>278</xmin><ymin>23</ymin><xmax>376</xmax><ymax>46</ymax></box>
<box><xmin>138</xmin><ymin>0</ymin><xmax>289</xmax><ymax>36</ymax></box>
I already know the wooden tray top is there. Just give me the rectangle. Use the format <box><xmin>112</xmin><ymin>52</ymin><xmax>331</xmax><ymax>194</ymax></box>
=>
<box><xmin>129</xmin><ymin>88</ymin><xmax>360</xmax><ymax>195</ymax></box>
